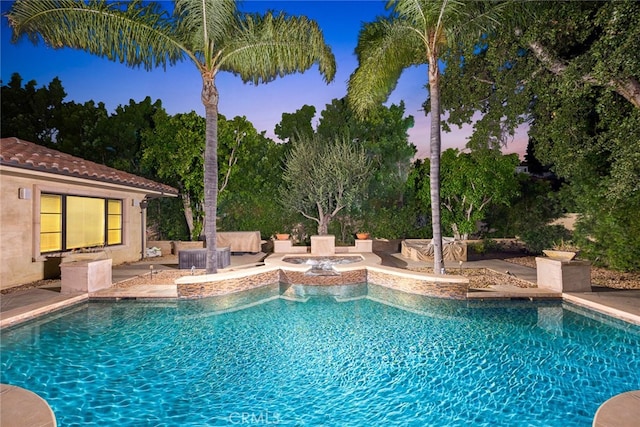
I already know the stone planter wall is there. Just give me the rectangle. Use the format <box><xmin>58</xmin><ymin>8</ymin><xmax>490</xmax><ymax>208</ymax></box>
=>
<box><xmin>273</xmin><ymin>240</ymin><xmax>308</xmax><ymax>254</ymax></box>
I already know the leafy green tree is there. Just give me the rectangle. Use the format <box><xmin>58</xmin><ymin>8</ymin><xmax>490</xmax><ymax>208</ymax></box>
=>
<box><xmin>405</xmin><ymin>159</ymin><xmax>435</xmax><ymax>238</ymax></box>
<box><xmin>143</xmin><ymin>110</ymin><xmax>287</xmax><ymax>240</ymax></box>
<box><xmin>435</xmin><ymin>149</ymin><xmax>519</xmax><ymax>240</ymax></box>
<box><xmin>438</xmin><ymin>1</ymin><xmax>640</xmax><ymax>269</ymax></box>
<box><xmin>274</xmin><ymin>104</ymin><xmax>316</xmax><ymax>143</ymax></box>
<box><xmin>1</xmin><ymin>73</ymin><xmax>66</xmax><ymax>145</ymax></box>
<box><xmin>216</xmin><ymin>116</ymin><xmax>290</xmax><ymax>238</ymax></box>
<box><xmin>274</xmin><ymin>98</ymin><xmax>416</xmax><ymax>238</ymax></box>
<box><xmin>483</xmin><ymin>175</ymin><xmax>562</xmax><ymax>240</ymax></box>
<box><xmin>317</xmin><ymin>98</ymin><xmax>416</xmax><ymax>206</ymax></box>
<box><xmin>280</xmin><ymin>135</ymin><xmax>371</xmax><ymax>235</ymax></box>
<box><xmin>101</xmin><ymin>97</ymin><xmax>164</xmax><ymax>175</ymax></box>
<box><xmin>146</xmin><ymin>197</ymin><xmax>190</xmax><ymax>241</ymax></box>
<box><xmin>53</xmin><ymin>99</ymin><xmax>110</xmax><ymax>163</ymax></box>
<box><xmin>347</xmin><ymin>0</ymin><xmax>510</xmax><ymax>273</ymax></box>
<box><xmin>142</xmin><ymin>110</ymin><xmax>205</xmax><ymax>240</ymax></box>
<box><xmin>8</xmin><ymin>0</ymin><xmax>335</xmax><ymax>273</ymax></box>
<box><xmin>0</xmin><ymin>73</ymin><xmax>161</xmax><ymax>169</ymax></box>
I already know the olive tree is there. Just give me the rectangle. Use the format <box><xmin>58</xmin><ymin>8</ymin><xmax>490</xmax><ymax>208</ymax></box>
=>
<box><xmin>280</xmin><ymin>135</ymin><xmax>371</xmax><ymax>236</ymax></box>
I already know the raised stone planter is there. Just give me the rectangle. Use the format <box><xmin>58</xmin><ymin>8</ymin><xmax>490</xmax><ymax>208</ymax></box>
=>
<box><xmin>61</xmin><ymin>258</ymin><xmax>112</xmax><ymax>293</ymax></box>
<box><xmin>272</xmin><ymin>239</ymin><xmax>290</xmax><ymax>253</ymax></box>
<box><xmin>275</xmin><ymin>238</ymin><xmax>372</xmax><ymax>254</ymax></box>
<box><xmin>535</xmin><ymin>257</ymin><xmax>591</xmax><ymax>292</ymax></box>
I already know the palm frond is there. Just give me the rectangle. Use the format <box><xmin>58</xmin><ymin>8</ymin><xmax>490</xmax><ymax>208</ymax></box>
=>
<box><xmin>387</xmin><ymin>0</ymin><xmax>463</xmax><ymax>29</ymax></box>
<box><xmin>8</xmin><ymin>0</ymin><xmax>186</xmax><ymax>71</ymax></box>
<box><xmin>347</xmin><ymin>17</ymin><xmax>423</xmax><ymax>118</ymax></box>
<box><xmin>173</xmin><ymin>0</ymin><xmax>237</xmax><ymax>64</ymax></box>
<box><xmin>387</xmin><ymin>0</ymin><xmax>515</xmax><ymax>51</ymax></box>
<box><xmin>216</xmin><ymin>12</ymin><xmax>336</xmax><ymax>85</ymax></box>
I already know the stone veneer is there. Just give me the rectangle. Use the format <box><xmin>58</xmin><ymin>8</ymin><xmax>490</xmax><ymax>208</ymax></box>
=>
<box><xmin>366</xmin><ymin>268</ymin><xmax>468</xmax><ymax>300</ymax></box>
<box><xmin>177</xmin><ymin>268</ymin><xmax>280</xmax><ymax>299</ymax></box>
<box><xmin>280</xmin><ymin>269</ymin><xmax>367</xmax><ymax>286</ymax></box>
<box><xmin>177</xmin><ymin>264</ymin><xmax>469</xmax><ymax>300</ymax></box>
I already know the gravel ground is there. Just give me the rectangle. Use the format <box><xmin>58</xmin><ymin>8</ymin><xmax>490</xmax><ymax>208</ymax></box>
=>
<box><xmin>408</xmin><ymin>266</ymin><xmax>535</xmax><ymax>289</ymax></box>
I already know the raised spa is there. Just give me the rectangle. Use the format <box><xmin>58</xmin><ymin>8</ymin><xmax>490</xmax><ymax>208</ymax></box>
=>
<box><xmin>282</xmin><ymin>256</ymin><xmax>363</xmax><ymax>265</ymax></box>
<box><xmin>282</xmin><ymin>255</ymin><xmax>363</xmax><ymax>275</ymax></box>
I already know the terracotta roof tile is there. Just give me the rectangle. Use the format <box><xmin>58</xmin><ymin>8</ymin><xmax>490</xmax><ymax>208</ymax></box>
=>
<box><xmin>0</xmin><ymin>137</ymin><xmax>178</xmax><ymax>196</ymax></box>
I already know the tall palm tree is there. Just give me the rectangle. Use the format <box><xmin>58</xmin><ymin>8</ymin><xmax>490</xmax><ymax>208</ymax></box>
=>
<box><xmin>7</xmin><ymin>0</ymin><xmax>336</xmax><ymax>273</ymax></box>
<box><xmin>347</xmin><ymin>0</ymin><xmax>506</xmax><ymax>274</ymax></box>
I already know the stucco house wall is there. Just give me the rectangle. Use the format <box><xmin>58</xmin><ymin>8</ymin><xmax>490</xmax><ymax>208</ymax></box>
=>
<box><xmin>0</xmin><ymin>137</ymin><xmax>178</xmax><ymax>290</ymax></box>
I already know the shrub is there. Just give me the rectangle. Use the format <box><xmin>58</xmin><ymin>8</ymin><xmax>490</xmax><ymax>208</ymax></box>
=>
<box><xmin>520</xmin><ymin>225</ymin><xmax>572</xmax><ymax>254</ymax></box>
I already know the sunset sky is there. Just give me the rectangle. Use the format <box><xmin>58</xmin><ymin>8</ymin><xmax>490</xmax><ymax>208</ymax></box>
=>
<box><xmin>1</xmin><ymin>1</ymin><xmax>527</xmax><ymax>159</ymax></box>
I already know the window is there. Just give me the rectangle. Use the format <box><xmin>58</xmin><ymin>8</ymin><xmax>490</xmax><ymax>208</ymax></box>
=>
<box><xmin>66</xmin><ymin>196</ymin><xmax>105</xmax><ymax>249</ymax></box>
<box><xmin>40</xmin><ymin>194</ymin><xmax>63</xmax><ymax>253</ymax></box>
<box><xmin>107</xmin><ymin>199</ymin><xmax>123</xmax><ymax>245</ymax></box>
<box><xmin>39</xmin><ymin>194</ymin><xmax>123</xmax><ymax>253</ymax></box>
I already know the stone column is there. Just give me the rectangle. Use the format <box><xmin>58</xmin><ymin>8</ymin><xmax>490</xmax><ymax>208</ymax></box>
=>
<box><xmin>352</xmin><ymin>239</ymin><xmax>373</xmax><ymax>253</ymax></box>
<box><xmin>61</xmin><ymin>258</ymin><xmax>112</xmax><ymax>293</ymax></box>
<box><xmin>311</xmin><ymin>235</ymin><xmax>335</xmax><ymax>256</ymax></box>
<box><xmin>273</xmin><ymin>239</ymin><xmax>293</xmax><ymax>253</ymax></box>
<box><xmin>535</xmin><ymin>257</ymin><xmax>591</xmax><ymax>292</ymax></box>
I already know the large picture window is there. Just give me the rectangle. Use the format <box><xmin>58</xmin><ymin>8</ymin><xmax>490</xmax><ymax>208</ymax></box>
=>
<box><xmin>39</xmin><ymin>194</ymin><xmax>123</xmax><ymax>253</ymax></box>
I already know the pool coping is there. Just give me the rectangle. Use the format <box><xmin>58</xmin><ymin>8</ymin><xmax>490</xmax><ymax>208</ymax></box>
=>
<box><xmin>0</xmin><ymin>291</ymin><xmax>88</xmax><ymax>329</ymax></box>
<box><xmin>593</xmin><ymin>390</ymin><xmax>640</xmax><ymax>427</ymax></box>
<box><xmin>563</xmin><ymin>291</ymin><xmax>640</xmax><ymax>326</ymax></box>
<box><xmin>0</xmin><ymin>383</ymin><xmax>56</xmax><ymax>427</ymax></box>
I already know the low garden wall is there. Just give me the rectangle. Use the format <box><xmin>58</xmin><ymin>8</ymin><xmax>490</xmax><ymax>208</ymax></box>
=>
<box><xmin>147</xmin><ymin>240</ymin><xmax>173</xmax><ymax>255</ymax></box>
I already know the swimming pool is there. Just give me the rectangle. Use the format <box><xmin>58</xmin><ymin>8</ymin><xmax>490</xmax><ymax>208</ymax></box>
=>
<box><xmin>2</xmin><ymin>288</ymin><xmax>639</xmax><ymax>426</ymax></box>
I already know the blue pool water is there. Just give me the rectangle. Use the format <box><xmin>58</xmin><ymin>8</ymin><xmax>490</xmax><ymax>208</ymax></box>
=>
<box><xmin>2</xmin><ymin>289</ymin><xmax>639</xmax><ymax>426</ymax></box>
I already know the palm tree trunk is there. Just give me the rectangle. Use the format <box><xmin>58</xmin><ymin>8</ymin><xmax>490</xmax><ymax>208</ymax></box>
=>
<box><xmin>202</xmin><ymin>76</ymin><xmax>219</xmax><ymax>274</ymax></box>
<box><xmin>428</xmin><ymin>58</ymin><xmax>445</xmax><ymax>274</ymax></box>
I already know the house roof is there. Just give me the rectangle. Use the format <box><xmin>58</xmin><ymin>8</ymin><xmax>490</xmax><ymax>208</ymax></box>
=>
<box><xmin>0</xmin><ymin>137</ymin><xmax>179</xmax><ymax>196</ymax></box>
